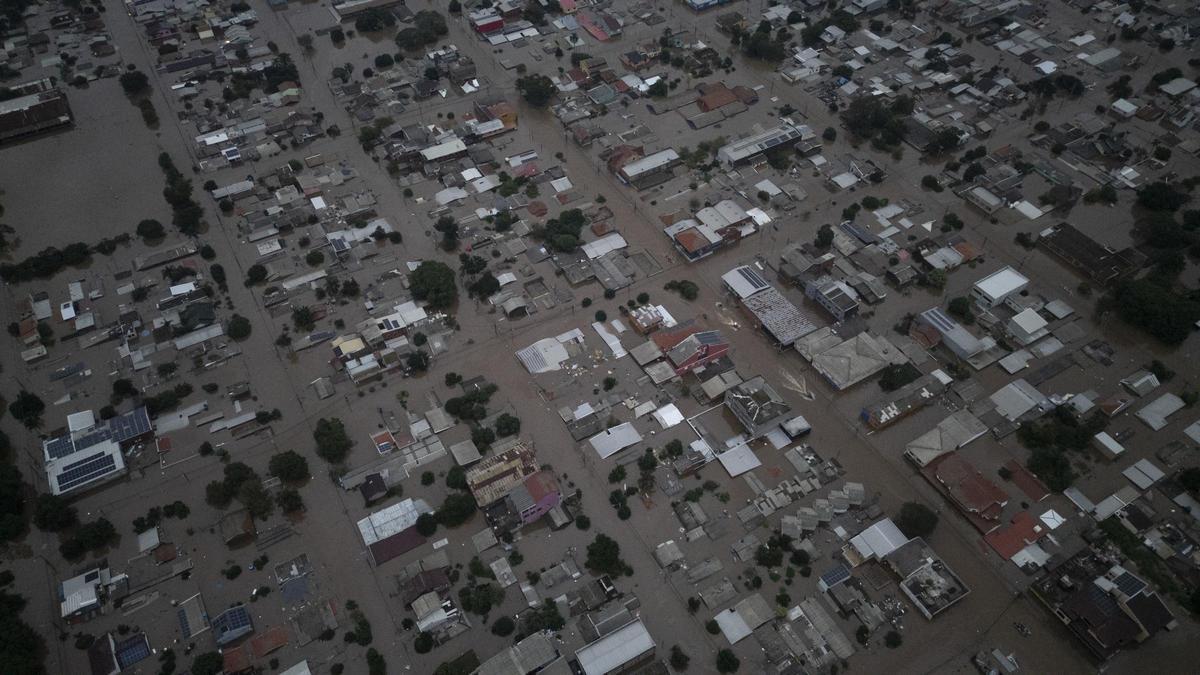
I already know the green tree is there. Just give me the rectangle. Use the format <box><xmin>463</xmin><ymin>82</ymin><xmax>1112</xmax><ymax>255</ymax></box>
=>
<box><xmin>416</xmin><ymin>512</ymin><xmax>438</xmax><ymax>536</ymax></box>
<box><xmin>367</xmin><ymin>648</ymin><xmax>386</xmax><ymax>675</ymax></box>
<box><xmin>436</xmin><ymin>493</ymin><xmax>477</xmax><ymax>527</ymax></box>
<box><xmin>894</xmin><ymin>502</ymin><xmax>938</xmax><ymax>538</ymax></box>
<box><xmin>495</xmin><ymin>413</ymin><xmax>521</xmax><ymax>437</ymax></box>
<box><xmin>119</xmin><ymin>70</ymin><xmax>150</xmax><ymax>95</ymax></box>
<box><xmin>884</xmin><ymin>630</ymin><xmax>903</xmax><ymax>648</ymax></box>
<box><xmin>136</xmin><ymin>219</ymin><xmax>164</xmax><ymax>240</ymax></box>
<box><xmin>490</xmin><ymin>616</ymin><xmax>515</xmax><ymax>636</ymax></box>
<box><xmin>227</xmin><ymin>314</ymin><xmax>252</xmax><ymax>340</ymax></box>
<box><xmin>268</xmin><ymin>450</ymin><xmax>309</xmax><ymax>482</ymax></box>
<box><xmin>314</xmin><ymin>418</ymin><xmax>353</xmax><ymax>463</ymax></box>
<box><xmin>585</xmin><ymin>534</ymin><xmax>630</xmax><ymax>576</ymax></box>
<box><xmin>716</xmin><ymin>649</ymin><xmax>740</xmax><ymax>673</ymax></box>
<box><xmin>8</xmin><ymin>391</ymin><xmax>44</xmax><ymax>429</ymax></box>
<box><xmin>33</xmin><ymin>494</ymin><xmax>77</xmax><ymax>532</ymax></box>
<box><xmin>192</xmin><ymin>652</ymin><xmax>224</xmax><ymax>675</ymax></box>
<box><xmin>409</xmin><ymin>261</ymin><xmax>458</xmax><ymax>309</ymax></box>
<box><xmin>669</xmin><ymin>645</ymin><xmax>690</xmax><ymax>671</ymax></box>
<box><xmin>516</xmin><ymin>74</ymin><xmax>556</xmax><ymax>106</ymax></box>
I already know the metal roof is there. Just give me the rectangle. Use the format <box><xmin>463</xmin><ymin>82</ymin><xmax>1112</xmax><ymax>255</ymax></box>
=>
<box><xmin>576</xmin><ymin>619</ymin><xmax>655</xmax><ymax>675</ymax></box>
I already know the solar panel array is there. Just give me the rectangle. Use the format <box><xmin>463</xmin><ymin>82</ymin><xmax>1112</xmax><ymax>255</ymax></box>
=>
<box><xmin>177</xmin><ymin>607</ymin><xmax>192</xmax><ymax>638</ymax></box>
<box><xmin>213</xmin><ymin>605</ymin><xmax>254</xmax><ymax>645</ymax></box>
<box><xmin>45</xmin><ymin>407</ymin><xmax>151</xmax><ymax>460</ymax></box>
<box><xmin>115</xmin><ymin>635</ymin><xmax>151</xmax><ymax>668</ymax></box>
<box><xmin>1113</xmin><ymin>571</ymin><xmax>1147</xmax><ymax>597</ymax></box>
<box><xmin>736</xmin><ymin>266</ymin><xmax>768</xmax><ymax>292</ymax></box>
<box><xmin>56</xmin><ymin>452</ymin><xmax>118</xmax><ymax>492</ymax></box>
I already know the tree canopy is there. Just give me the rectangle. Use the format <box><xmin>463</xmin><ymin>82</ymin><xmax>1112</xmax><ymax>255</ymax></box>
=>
<box><xmin>894</xmin><ymin>502</ymin><xmax>938</xmax><ymax>538</ymax></box>
<box><xmin>585</xmin><ymin>534</ymin><xmax>632</xmax><ymax>576</ymax></box>
<box><xmin>268</xmin><ymin>450</ymin><xmax>309</xmax><ymax>483</ymax></box>
<box><xmin>516</xmin><ymin>74</ymin><xmax>556</xmax><ymax>107</ymax></box>
<box><xmin>409</xmin><ymin>260</ymin><xmax>458</xmax><ymax>309</ymax></box>
<box><xmin>314</xmin><ymin>418</ymin><xmax>353</xmax><ymax>464</ymax></box>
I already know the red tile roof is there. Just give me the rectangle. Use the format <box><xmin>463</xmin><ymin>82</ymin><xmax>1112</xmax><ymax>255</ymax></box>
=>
<box><xmin>984</xmin><ymin>511</ymin><xmax>1044</xmax><ymax>559</ymax></box>
<box><xmin>369</xmin><ymin>527</ymin><xmax>426</xmax><ymax>566</ymax></box>
<box><xmin>524</xmin><ymin>471</ymin><xmax>560</xmax><ymax>503</ymax></box>
<box><xmin>251</xmin><ymin>625</ymin><xmax>289</xmax><ymax>658</ymax></box>
<box><xmin>1004</xmin><ymin>460</ymin><xmax>1049</xmax><ymax>502</ymax></box>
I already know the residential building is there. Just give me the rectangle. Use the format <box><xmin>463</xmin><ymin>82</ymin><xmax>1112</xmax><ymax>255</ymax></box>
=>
<box><xmin>42</xmin><ymin>407</ymin><xmax>153</xmax><ymax>496</ymax></box>
<box><xmin>60</xmin><ymin>566</ymin><xmax>127</xmax><ymax>623</ymax></box>
<box><xmin>804</xmin><ymin>276</ymin><xmax>860</xmax><ymax>322</ymax></box>
<box><xmin>741</xmin><ymin>286</ymin><xmax>820</xmax><ymax>347</ymax></box>
<box><xmin>922</xmin><ymin>452</ymin><xmax>1008</xmax><ymax>533</ymax></box>
<box><xmin>1037</xmin><ymin>223</ymin><xmax>1141</xmax><ymax>285</ymax></box>
<box><xmin>716</xmin><ymin>124</ymin><xmax>808</xmax><ymax>166</ymax></box>
<box><xmin>725</xmin><ymin>376</ymin><xmax>791</xmax><ymax>438</ymax></box>
<box><xmin>615</xmin><ymin>148</ymin><xmax>680</xmax><ymax>188</ymax></box>
<box><xmin>971</xmin><ymin>266</ymin><xmax>1029</xmax><ymax>308</ymax></box>
<box><xmin>575</xmin><ymin>619</ymin><xmax>656</xmax><ymax>675</ymax></box>
<box><xmin>465</xmin><ymin>442</ymin><xmax>538</xmax><ymax>507</ymax></box>
<box><xmin>0</xmin><ymin>80</ymin><xmax>73</xmax><ymax>143</ymax></box>
<box><xmin>498</xmin><ymin>471</ymin><xmax>561</xmax><ymax>528</ymax></box>
<box><xmin>652</xmin><ymin>326</ymin><xmax>730</xmax><ymax>376</ymax></box>
<box><xmin>475</xmin><ymin>632</ymin><xmax>560</xmax><ymax>675</ymax></box>
<box><xmin>915</xmin><ymin>307</ymin><xmax>991</xmax><ymax>360</ymax></box>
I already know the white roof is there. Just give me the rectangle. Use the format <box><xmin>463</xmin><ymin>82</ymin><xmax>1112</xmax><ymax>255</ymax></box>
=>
<box><xmin>1122</xmin><ymin>459</ymin><xmax>1165</xmax><ymax>490</ymax></box>
<box><xmin>356</xmin><ymin>498</ymin><xmax>433</xmax><ymax>546</ymax></box>
<box><xmin>849</xmin><ymin>518</ymin><xmax>909</xmax><ymax>561</ymax></box>
<box><xmin>651</xmin><ymin>404</ymin><xmax>684</xmax><ymax>430</ymax></box>
<box><xmin>420</xmin><ymin>138</ymin><xmax>467</xmax><ymax>161</ymax></box>
<box><xmin>1010</xmin><ymin>308</ymin><xmax>1047</xmax><ymax>333</ymax></box>
<box><xmin>721</xmin><ymin>265</ymin><xmax>769</xmax><ymax>299</ymax></box>
<box><xmin>717</xmin><ymin>444</ymin><xmax>761</xmax><ymax>477</ymax></box>
<box><xmin>67</xmin><ymin>410</ymin><xmax>96</xmax><ymax>433</ymax></box>
<box><xmin>588</xmin><ymin>423</ymin><xmax>643</xmax><ymax>459</ymax></box>
<box><xmin>1093</xmin><ymin>431</ymin><xmax>1124</xmax><ymax>456</ymax></box>
<box><xmin>1135</xmin><ymin>393</ymin><xmax>1185</xmax><ymax>430</ymax></box>
<box><xmin>576</xmin><ymin>619</ymin><xmax>655</xmax><ymax>675</ymax></box>
<box><xmin>279</xmin><ymin>662</ymin><xmax>312</xmax><ymax>675</ymax></box>
<box><xmin>973</xmin><ymin>266</ymin><xmax>1028</xmax><ymax>300</ymax></box>
<box><xmin>581</xmin><ymin>232</ymin><xmax>627</xmax><ymax>260</ymax></box>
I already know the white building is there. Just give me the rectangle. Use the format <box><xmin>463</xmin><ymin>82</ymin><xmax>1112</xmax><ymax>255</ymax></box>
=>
<box><xmin>971</xmin><ymin>266</ymin><xmax>1028</xmax><ymax>307</ymax></box>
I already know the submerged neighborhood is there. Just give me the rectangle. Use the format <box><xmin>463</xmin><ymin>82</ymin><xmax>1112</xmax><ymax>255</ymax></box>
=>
<box><xmin>2</xmin><ymin>0</ymin><xmax>1200</xmax><ymax>674</ymax></box>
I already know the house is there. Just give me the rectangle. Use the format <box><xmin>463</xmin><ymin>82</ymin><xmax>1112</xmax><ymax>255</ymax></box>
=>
<box><xmin>1007</xmin><ymin>308</ymin><xmax>1049</xmax><ymax>345</ymax></box>
<box><xmin>915</xmin><ymin>307</ymin><xmax>992</xmax><ymax>360</ymax></box>
<box><xmin>60</xmin><ymin>566</ymin><xmax>127</xmax><ymax>623</ymax></box>
<box><xmin>1053</xmin><ymin>563</ymin><xmax>1177</xmax><ymax>660</ymax></box>
<box><xmin>1037</xmin><ymin>223</ymin><xmax>1141</xmax><ymax>285</ymax></box>
<box><xmin>923</xmin><ymin>453</ymin><xmax>1008</xmax><ymax>533</ymax></box>
<box><xmin>652</xmin><ymin>326</ymin><xmax>730</xmax><ymax>376</ymax></box>
<box><xmin>575</xmin><ymin>619</ymin><xmax>656</xmax><ymax>675</ymax></box>
<box><xmin>475</xmin><ymin>632</ymin><xmax>560</xmax><ymax>675</ymax></box>
<box><xmin>465</xmin><ymin>443</ymin><xmax>538</xmax><ymax>507</ymax></box>
<box><xmin>971</xmin><ymin>266</ymin><xmax>1028</xmax><ymax>307</ymax></box>
<box><xmin>212</xmin><ymin>605</ymin><xmax>255</xmax><ymax>646</ymax></box>
<box><xmin>804</xmin><ymin>277</ymin><xmax>860</xmax><ymax>322</ymax></box>
<box><xmin>497</xmin><ymin>471</ymin><xmax>561</xmax><ymax>528</ymax></box>
<box><xmin>42</xmin><ymin>407</ymin><xmax>153</xmax><ymax>496</ymax></box>
<box><xmin>0</xmin><ymin>81</ymin><xmax>73</xmax><ymax>143</ymax></box>
<box><xmin>616</xmin><ymin>149</ymin><xmax>680</xmax><ymax>188</ymax></box>
<box><xmin>716</xmin><ymin>124</ymin><xmax>808</xmax><ymax>166</ymax></box>
<box><xmin>725</xmin><ymin>376</ymin><xmax>791</xmax><ymax>439</ymax></box>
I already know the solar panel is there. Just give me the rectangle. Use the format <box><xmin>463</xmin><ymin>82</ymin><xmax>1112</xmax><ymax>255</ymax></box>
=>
<box><xmin>44</xmin><ymin>436</ymin><xmax>75</xmax><ymax>460</ymax></box>
<box><xmin>115</xmin><ymin>635</ymin><xmax>151</xmax><ymax>668</ymax></box>
<box><xmin>1113</xmin><ymin>571</ymin><xmax>1147</xmax><ymax>597</ymax></box>
<box><xmin>177</xmin><ymin>608</ymin><xmax>191</xmax><ymax>638</ymax></box>
<box><xmin>736</xmin><ymin>266</ymin><xmax>767</xmax><ymax>290</ymax></box>
<box><xmin>213</xmin><ymin>605</ymin><xmax>254</xmax><ymax>645</ymax></box>
<box><xmin>56</xmin><ymin>452</ymin><xmax>118</xmax><ymax>492</ymax></box>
